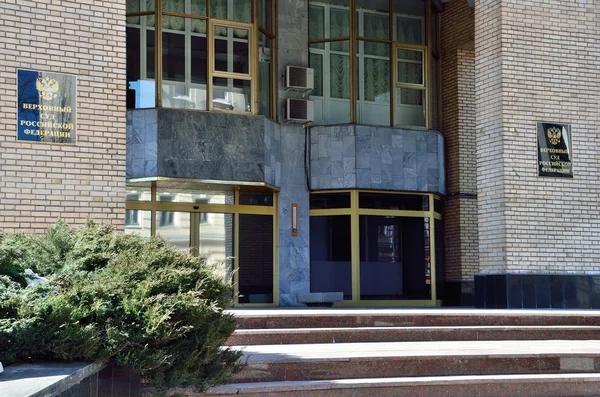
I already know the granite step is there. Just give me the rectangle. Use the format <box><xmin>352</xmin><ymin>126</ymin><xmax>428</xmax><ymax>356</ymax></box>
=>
<box><xmin>230</xmin><ymin>340</ymin><xmax>600</xmax><ymax>383</ymax></box>
<box><xmin>204</xmin><ymin>373</ymin><xmax>600</xmax><ymax>396</ymax></box>
<box><xmin>230</xmin><ymin>308</ymin><xmax>600</xmax><ymax>329</ymax></box>
<box><xmin>226</xmin><ymin>325</ymin><xmax>600</xmax><ymax>345</ymax></box>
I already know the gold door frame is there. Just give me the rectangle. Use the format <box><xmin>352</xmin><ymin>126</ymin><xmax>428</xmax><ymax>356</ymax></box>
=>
<box><xmin>126</xmin><ymin>179</ymin><xmax>279</xmax><ymax>306</ymax></box>
<box><xmin>309</xmin><ymin>190</ymin><xmax>443</xmax><ymax>307</ymax></box>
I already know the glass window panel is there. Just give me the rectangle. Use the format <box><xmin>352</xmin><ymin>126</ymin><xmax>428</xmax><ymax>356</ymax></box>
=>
<box><xmin>329</xmin><ymin>5</ymin><xmax>350</xmax><ymax>39</ymax></box>
<box><xmin>358</xmin><ymin>2</ymin><xmax>389</xmax><ymax>40</ymax></box>
<box><xmin>358</xmin><ymin>41</ymin><xmax>390</xmax><ymax>126</ymax></box>
<box><xmin>126</xmin><ymin>186</ymin><xmax>152</xmax><ymax>201</ymax></box>
<box><xmin>146</xmin><ymin>29</ymin><xmax>155</xmax><ymax>78</ymax></box>
<box><xmin>308</xmin><ymin>6</ymin><xmax>325</xmax><ymax>46</ymax></box>
<box><xmin>330</xmin><ymin>52</ymin><xmax>350</xmax><ymax>99</ymax></box>
<box><xmin>127</xmin><ymin>22</ymin><xmax>155</xmax><ymax>109</ymax></box>
<box><xmin>395</xmin><ymin>15</ymin><xmax>424</xmax><ymax>44</ymax></box>
<box><xmin>309</xmin><ymin>51</ymin><xmax>323</xmax><ymax>97</ymax></box>
<box><xmin>359</xmin><ymin>216</ymin><xmax>431</xmax><ymax>300</ymax></box>
<box><xmin>238</xmin><ymin>214</ymin><xmax>273</xmax><ymax>303</ymax></box>
<box><xmin>211</xmin><ymin>0</ymin><xmax>252</xmax><ymax>22</ymax></box>
<box><xmin>143</xmin><ymin>0</ymin><xmax>154</xmax><ymax>11</ymax></box>
<box><xmin>259</xmin><ymin>0</ymin><xmax>272</xmax><ymax>32</ymax></box>
<box><xmin>434</xmin><ymin>197</ymin><xmax>444</xmax><ymax>214</ymax></box>
<box><xmin>214</xmin><ymin>26</ymin><xmax>249</xmax><ymax>74</ymax></box>
<box><xmin>431</xmin><ymin>56</ymin><xmax>439</xmax><ymax>129</ymax></box>
<box><xmin>395</xmin><ymin>87</ymin><xmax>425</xmax><ymax>127</ymax></box>
<box><xmin>310</xmin><ymin>216</ymin><xmax>352</xmax><ymax>300</ymax></box>
<box><xmin>125</xmin><ymin>210</ymin><xmax>152</xmax><ymax>239</ymax></box>
<box><xmin>397</xmin><ymin>49</ymin><xmax>423</xmax><ymax>85</ymax></box>
<box><xmin>239</xmin><ymin>191</ymin><xmax>273</xmax><ymax>206</ymax></box>
<box><xmin>199</xmin><ymin>213</ymin><xmax>234</xmax><ymax>283</ymax></box>
<box><xmin>156</xmin><ymin>211</ymin><xmax>191</xmax><ymax>251</ymax></box>
<box><xmin>156</xmin><ymin>188</ymin><xmax>233</xmax><ymax>203</ymax></box>
<box><xmin>359</xmin><ymin>193</ymin><xmax>429</xmax><ymax>211</ymax></box>
<box><xmin>190</xmin><ymin>0</ymin><xmax>207</xmax><ymax>16</ymax></box>
<box><xmin>126</xmin><ymin>0</ymin><xmax>140</xmax><ymax>24</ymax></box>
<box><xmin>431</xmin><ymin>9</ymin><xmax>439</xmax><ymax>52</ymax></box>
<box><xmin>163</xmin><ymin>32</ymin><xmax>185</xmax><ymax>82</ymax></box>
<box><xmin>191</xmin><ymin>34</ymin><xmax>208</xmax><ymax>82</ymax></box>
<box><xmin>213</xmin><ymin>77</ymin><xmax>251</xmax><ymax>112</ymax></box>
<box><xmin>163</xmin><ymin>0</ymin><xmax>184</xmax><ymax>14</ymax></box>
<box><xmin>310</xmin><ymin>193</ymin><xmax>351</xmax><ymax>209</ymax></box>
<box><xmin>258</xmin><ymin>33</ymin><xmax>271</xmax><ymax>117</ymax></box>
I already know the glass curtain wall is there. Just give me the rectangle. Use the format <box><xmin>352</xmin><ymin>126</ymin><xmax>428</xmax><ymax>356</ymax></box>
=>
<box><xmin>309</xmin><ymin>0</ymin><xmax>439</xmax><ymax>128</ymax></box>
<box><xmin>309</xmin><ymin>190</ymin><xmax>443</xmax><ymax>306</ymax></box>
<box><xmin>125</xmin><ymin>183</ymin><xmax>278</xmax><ymax>306</ymax></box>
<box><xmin>126</xmin><ymin>0</ymin><xmax>276</xmax><ymax>118</ymax></box>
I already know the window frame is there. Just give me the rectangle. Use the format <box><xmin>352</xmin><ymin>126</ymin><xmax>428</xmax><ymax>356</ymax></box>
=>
<box><xmin>308</xmin><ymin>0</ymin><xmax>439</xmax><ymax>129</ymax></box>
<box><xmin>125</xmin><ymin>0</ymin><xmax>276</xmax><ymax>119</ymax></box>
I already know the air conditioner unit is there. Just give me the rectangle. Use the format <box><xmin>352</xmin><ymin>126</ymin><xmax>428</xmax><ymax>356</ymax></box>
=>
<box><xmin>285</xmin><ymin>98</ymin><xmax>314</xmax><ymax>123</ymax></box>
<box><xmin>285</xmin><ymin>66</ymin><xmax>314</xmax><ymax>91</ymax></box>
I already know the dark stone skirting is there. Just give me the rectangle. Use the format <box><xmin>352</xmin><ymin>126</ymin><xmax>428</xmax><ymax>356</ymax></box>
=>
<box><xmin>474</xmin><ymin>274</ymin><xmax>600</xmax><ymax>309</ymax></box>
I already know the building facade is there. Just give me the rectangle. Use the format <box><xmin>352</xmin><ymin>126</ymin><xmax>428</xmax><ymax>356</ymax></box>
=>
<box><xmin>1</xmin><ymin>0</ymin><xmax>599</xmax><ymax>308</ymax></box>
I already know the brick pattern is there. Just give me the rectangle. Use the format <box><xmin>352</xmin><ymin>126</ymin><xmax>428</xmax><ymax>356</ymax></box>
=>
<box><xmin>474</xmin><ymin>0</ymin><xmax>507</xmax><ymax>273</ymax></box>
<box><xmin>0</xmin><ymin>1</ymin><xmax>126</xmax><ymax>232</ymax></box>
<box><xmin>476</xmin><ymin>0</ymin><xmax>600</xmax><ymax>273</ymax></box>
<box><xmin>441</xmin><ymin>0</ymin><xmax>478</xmax><ymax>281</ymax></box>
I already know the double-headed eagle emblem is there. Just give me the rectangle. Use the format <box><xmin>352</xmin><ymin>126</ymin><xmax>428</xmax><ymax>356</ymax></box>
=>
<box><xmin>36</xmin><ymin>76</ymin><xmax>59</xmax><ymax>101</ymax></box>
<box><xmin>547</xmin><ymin>126</ymin><xmax>561</xmax><ymax>145</ymax></box>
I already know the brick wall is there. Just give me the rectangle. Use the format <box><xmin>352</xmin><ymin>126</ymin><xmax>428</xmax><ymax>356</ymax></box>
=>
<box><xmin>0</xmin><ymin>1</ymin><xmax>126</xmax><ymax>232</ymax></box>
<box><xmin>475</xmin><ymin>0</ymin><xmax>600</xmax><ymax>273</ymax></box>
<box><xmin>441</xmin><ymin>0</ymin><xmax>478</xmax><ymax>282</ymax></box>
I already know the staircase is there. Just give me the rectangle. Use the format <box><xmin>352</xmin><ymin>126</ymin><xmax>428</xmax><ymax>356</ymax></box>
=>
<box><xmin>203</xmin><ymin>308</ymin><xmax>600</xmax><ymax>396</ymax></box>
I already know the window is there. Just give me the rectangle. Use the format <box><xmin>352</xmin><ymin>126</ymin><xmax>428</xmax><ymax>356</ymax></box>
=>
<box><xmin>159</xmin><ymin>194</ymin><xmax>175</xmax><ymax>226</ymax></box>
<box><xmin>125</xmin><ymin>193</ymin><xmax>141</xmax><ymax>226</ymax></box>
<box><xmin>309</xmin><ymin>0</ymin><xmax>439</xmax><ymax>128</ymax></box>
<box><xmin>309</xmin><ymin>190</ymin><xmax>443</xmax><ymax>305</ymax></box>
<box><xmin>126</xmin><ymin>0</ymin><xmax>275</xmax><ymax>118</ymax></box>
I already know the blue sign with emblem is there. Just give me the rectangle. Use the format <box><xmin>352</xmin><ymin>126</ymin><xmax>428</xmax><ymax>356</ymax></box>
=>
<box><xmin>17</xmin><ymin>69</ymin><xmax>77</xmax><ymax>144</ymax></box>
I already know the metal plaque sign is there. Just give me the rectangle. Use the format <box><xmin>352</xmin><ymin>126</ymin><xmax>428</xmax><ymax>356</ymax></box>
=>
<box><xmin>17</xmin><ymin>69</ymin><xmax>77</xmax><ymax>144</ymax></box>
<box><xmin>537</xmin><ymin>122</ymin><xmax>573</xmax><ymax>178</ymax></box>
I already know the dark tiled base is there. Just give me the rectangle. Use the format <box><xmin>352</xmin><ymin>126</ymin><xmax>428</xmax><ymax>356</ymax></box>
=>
<box><xmin>474</xmin><ymin>274</ymin><xmax>600</xmax><ymax>309</ymax></box>
<box><xmin>443</xmin><ymin>281</ymin><xmax>474</xmax><ymax>307</ymax></box>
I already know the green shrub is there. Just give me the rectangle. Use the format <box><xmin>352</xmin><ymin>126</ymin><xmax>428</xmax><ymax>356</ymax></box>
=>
<box><xmin>0</xmin><ymin>221</ymin><xmax>242</xmax><ymax>394</ymax></box>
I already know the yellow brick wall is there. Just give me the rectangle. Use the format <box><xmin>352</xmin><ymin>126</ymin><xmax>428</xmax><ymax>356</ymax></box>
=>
<box><xmin>441</xmin><ymin>0</ymin><xmax>478</xmax><ymax>281</ymax></box>
<box><xmin>0</xmin><ymin>0</ymin><xmax>126</xmax><ymax>232</ymax></box>
<box><xmin>476</xmin><ymin>0</ymin><xmax>600</xmax><ymax>273</ymax></box>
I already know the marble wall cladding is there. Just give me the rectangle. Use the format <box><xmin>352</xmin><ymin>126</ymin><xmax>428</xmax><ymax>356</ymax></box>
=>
<box><xmin>310</xmin><ymin>125</ymin><xmax>446</xmax><ymax>195</ymax></box>
<box><xmin>276</xmin><ymin>0</ymin><xmax>311</xmax><ymax>306</ymax></box>
<box><xmin>125</xmin><ymin>109</ymin><xmax>282</xmax><ymax>185</ymax></box>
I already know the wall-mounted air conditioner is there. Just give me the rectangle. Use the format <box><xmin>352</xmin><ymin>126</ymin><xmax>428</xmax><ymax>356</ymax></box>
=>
<box><xmin>285</xmin><ymin>66</ymin><xmax>314</xmax><ymax>91</ymax></box>
<box><xmin>285</xmin><ymin>98</ymin><xmax>314</xmax><ymax>123</ymax></box>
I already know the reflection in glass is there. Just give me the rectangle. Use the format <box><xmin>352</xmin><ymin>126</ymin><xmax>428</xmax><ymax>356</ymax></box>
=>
<box><xmin>239</xmin><ymin>191</ymin><xmax>273</xmax><ymax>206</ymax></box>
<box><xmin>125</xmin><ymin>210</ymin><xmax>152</xmax><ymax>240</ymax></box>
<box><xmin>310</xmin><ymin>216</ymin><xmax>352</xmax><ymax>300</ymax></box>
<box><xmin>359</xmin><ymin>216</ymin><xmax>430</xmax><ymax>300</ymax></box>
<box><xmin>397</xmin><ymin>49</ymin><xmax>423</xmax><ymax>85</ymax></box>
<box><xmin>238</xmin><ymin>214</ymin><xmax>273</xmax><ymax>303</ymax></box>
<box><xmin>126</xmin><ymin>186</ymin><xmax>152</xmax><ymax>201</ymax></box>
<box><xmin>200</xmin><ymin>213</ymin><xmax>234</xmax><ymax>284</ymax></box>
<box><xmin>126</xmin><ymin>19</ymin><xmax>156</xmax><ymax>109</ymax></box>
<box><xmin>156</xmin><ymin>189</ymin><xmax>233</xmax><ymax>203</ymax></box>
<box><xmin>211</xmin><ymin>0</ymin><xmax>252</xmax><ymax>22</ymax></box>
<box><xmin>259</xmin><ymin>0</ymin><xmax>272</xmax><ymax>32</ymax></box>
<box><xmin>214</xmin><ymin>26</ymin><xmax>249</xmax><ymax>73</ymax></box>
<box><xmin>213</xmin><ymin>78</ymin><xmax>251</xmax><ymax>112</ymax></box>
<box><xmin>156</xmin><ymin>211</ymin><xmax>191</xmax><ymax>251</ymax></box>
